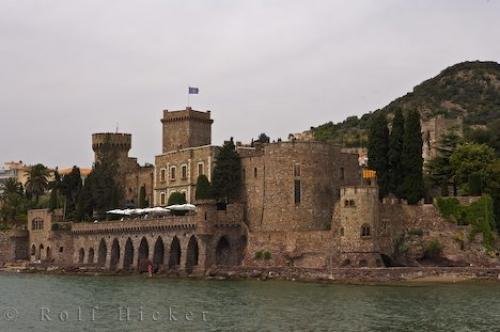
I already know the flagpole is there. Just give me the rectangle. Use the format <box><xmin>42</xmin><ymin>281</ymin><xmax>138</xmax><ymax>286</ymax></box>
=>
<box><xmin>187</xmin><ymin>87</ymin><xmax>190</xmax><ymax>108</ymax></box>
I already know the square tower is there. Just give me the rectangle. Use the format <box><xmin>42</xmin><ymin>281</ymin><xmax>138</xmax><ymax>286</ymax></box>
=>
<box><xmin>161</xmin><ymin>107</ymin><xmax>213</xmax><ymax>153</ymax></box>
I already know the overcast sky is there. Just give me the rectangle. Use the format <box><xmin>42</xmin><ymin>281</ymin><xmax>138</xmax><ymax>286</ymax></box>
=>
<box><xmin>1</xmin><ymin>0</ymin><xmax>499</xmax><ymax>168</ymax></box>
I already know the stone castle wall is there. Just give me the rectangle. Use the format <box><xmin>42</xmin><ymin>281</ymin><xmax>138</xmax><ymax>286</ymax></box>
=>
<box><xmin>240</xmin><ymin>141</ymin><xmax>360</xmax><ymax>233</ymax></box>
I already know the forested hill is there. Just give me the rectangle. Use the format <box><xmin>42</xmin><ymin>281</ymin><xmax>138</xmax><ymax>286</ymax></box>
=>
<box><xmin>312</xmin><ymin>61</ymin><xmax>500</xmax><ymax>152</ymax></box>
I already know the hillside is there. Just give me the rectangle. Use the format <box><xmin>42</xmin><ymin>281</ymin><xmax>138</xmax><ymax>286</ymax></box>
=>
<box><xmin>312</xmin><ymin>61</ymin><xmax>500</xmax><ymax>152</ymax></box>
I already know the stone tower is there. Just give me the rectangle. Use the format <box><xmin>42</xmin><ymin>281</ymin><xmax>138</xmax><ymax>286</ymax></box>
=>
<box><xmin>161</xmin><ymin>107</ymin><xmax>213</xmax><ymax>153</ymax></box>
<box><xmin>91</xmin><ymin>133</ymin><xmax>134</xmax><ymax>170</ymax></box>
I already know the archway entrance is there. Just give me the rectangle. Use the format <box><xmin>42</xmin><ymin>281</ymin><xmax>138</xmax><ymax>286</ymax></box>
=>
<box><xmin>168</xmin><ymin>236</ymin><xmax>181</xmax><ymax>269</ymax></box>
<box><xmin>38</xmin><ymin>244</ymin><xmax>44</xmax><ymax>260</ymax></box>
<box><xmin>123</xmin><ymin>238</ymin><xmax>134</xmax><ymax>271</ymax></box>
<box><xmin>88</xmin><ymin>248</ymin><xmax>95</xmax><ymax>264</ymax></box>
<box><xmin>31</xmin><ymin>244</ymin><xmax>36</xmax><ymax>257</ymax></box>
<box><xmin>216</xmin><ymin>236</ymin><xmax>231</xmax><ymax>266</ymax></box>
<box><xmin>110</xmin><ymin>239</ymin><xmax>120</xmax><ymax>270</ymax></box>
<box><xmin>153</xmin><ymin>237</ymin><xmax>165</xmax><ymax>272</ymax></box>
<box><xmin>46</xmin><ymin>247</ymin><xmax>52</xmax><ymax>261</ymax></box>
<box><xmin>137</xmin><ymin>237</ymin><xmax>149</xmax><ymax>272</ymax></box>
<box><xmin>97</xmin><ymin>239</ymin><xmax>107</xmax><ymax>266</ymax></box>
<box><xmin>185</xmin><ymin>236</ymin><xmax>199</xmax><ymax>274</ymax></box>
<box><xmin>78</xmin><ymin>248</ymin><xmax>85</xmax><ymax>264</ymax></box>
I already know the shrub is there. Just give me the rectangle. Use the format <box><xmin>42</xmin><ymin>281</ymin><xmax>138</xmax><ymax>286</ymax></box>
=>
<box><xmin>424</xmin><ymin>239</ymin><xmax>443</xmax><ymax>259</ymax></box>
<box><xmin>195</xmin><ymin>175</ymin><xmax>212</xmax><ymax>200</ymax></box>
<box><xmin>167</xmin><ymin>192</ymin><xmax>186</xmax><ymax>205</ymax></box>
<box><xmin>263</xmin><ymin>251</ymin><xmax>272</xmax><ymax>260</ymax></box>
<box><xmin>254</xmin><ymin>251</ymin><xmax>263</xmax><ymax>260</ymax></box>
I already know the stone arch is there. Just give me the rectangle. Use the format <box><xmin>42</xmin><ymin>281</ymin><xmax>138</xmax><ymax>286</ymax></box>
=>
<box><xmin>215</xmin><ymin>236</ymin><xmax>231</xmax><ymax>266</ymax></box>
<box><xmin>78</xmin><ymin>248</ymin><xmax>85</xmax><ymax>264</ymax></box>
<box><xmin>359</xmin><ymin>259</ymin><xmax>367</xmax><ymax>267</ymax></box>
<box><xmin>123</xmin><ymin>238</ymin><xmax>134</xmax><ymax>271</ymax></box>
<box><xmin>46</xmin><ymin>247</ymin><xmax>52</xmax><ymax>261</ymax></box>
<box><xmin>97</xmin><ymin>239</ymin><xmax>107</xmax><ymax>266</ymax></box>
<box><xmin>137</xmin><ymin>237</ymin><xmax>149</xmax><ymax>272</ymax></box>
<box><xmin>88</xmin><ymin>247</ymin><xmax>95</xmax><ymax>264</ymax></box>
<box><xmin>31</xmin><ymin>244</ymin><xmax>36</xmax><ymax>257</ymax></box>
<box><xmin>38</xmin><ymin>244</ymin><xmax>44</xmax><ymax>260</ymax></box>
<box><xmin>185</xmin><ymin>235</ymin><xmax>199</xmax><ymax>274</ymax></box>
<box><xmin>168</xmin><ymin>236</ymin><xmax>181</xmax><ymax>269</ymax></box>
<box><xmin>110</xmin><ymin>239</ymin><xmax>120</xmax><ymax>270</ymax></box>
<box><xmin>341</xmin><ymin>259</ymin><xmax>351</xmax><ymax>267</ymax></box>
<box><xmin>153</xmin><ymin>237</ymin><xmax>165</xmax><ymax>272</ymax></box>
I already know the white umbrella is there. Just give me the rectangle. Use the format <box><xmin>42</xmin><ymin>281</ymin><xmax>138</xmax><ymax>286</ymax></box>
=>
<box><xmin>106</xmin><ymin>209</ymin><xmax>126</xmax><ymax>215</ymax></box>
<box><xmin>167</xmin><ymin>204</ymin><xmax>196</xmax><ymax>211</ymax></box>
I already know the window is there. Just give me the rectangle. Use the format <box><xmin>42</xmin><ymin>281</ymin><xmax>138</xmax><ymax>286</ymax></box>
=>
<box><xmin>361</xmin><ymin>224</ymin><xmax>371</xmax><ymax>237</ymax></box>
<box><xmin>340</xmin><ymin>227</ymin><xmax>344</xmax><ymax>236</ymax></box>
<box><xmin>294</xmin><ymin>180</ymin><xmax>301</xmax><ymax>205</ymax></box>
<box><xmin>294</xmin><ymin>163</ymin><xmax>301</xmax><ymax>177</ymax></box>
<box><xmin>181</xmin><ymin>165</ymin><xmax>187</xmax><ymax>180</ymax></box>
<box><xmin>254</xmin><ymin>167</ymin><xmax>258</xmax><ymax>178</ymax></box>
<box><xmin>31</xmin><ymin>218</ymin><xmax>44</xmax><ymax>230</ymax></box>
<box><xmin>170</xmin><ymin>166</ymin><xmax>176</xmax><ymax>180</ymax></box>
<box><xmin>198</xmin><ymin>162</ymin><xmax>204</xmax><ymax>176</ymax></box>
<box><xmin>160</xmin><ymin>192</ymin><xmax>166</xmax><ymax>206</ymax></box>
<box><xmin>160</xmin><ymin>169</ymin><xmax>166</xmax><ymax>182</ymax></box>
<box><xmin>344</xmin><ymin>199</ymin><xmax>356</xmax><ymax>207</ymax></box>
<box><xmin>59</xmin><ymin>247</ymin><xmax>64</xmax><ymax>253</ymax></box>
<box><xmin>340</xmin><ymin>167</ymin><xmax>345</xmax><ymax>180</ymax></box>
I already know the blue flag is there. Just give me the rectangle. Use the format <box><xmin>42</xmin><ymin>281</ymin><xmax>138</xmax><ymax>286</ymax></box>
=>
<box><xmin>188</xmin><ymin>87</ymin><xmax>199</xmax><ymax>94</ymax></box>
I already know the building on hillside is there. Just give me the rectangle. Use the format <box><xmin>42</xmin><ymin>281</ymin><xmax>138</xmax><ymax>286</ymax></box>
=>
<box><xmin>421</xmin><ymin>115</ymin><xmax>463</xmax><ymax>163</ymax></box>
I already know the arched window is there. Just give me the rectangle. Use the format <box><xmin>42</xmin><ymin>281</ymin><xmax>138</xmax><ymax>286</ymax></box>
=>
<box><xmin>160</xmin><ymin>168</ymin><xmax>166</xmax><ymax>182</ymax></box>
<box><xmin>160</xmin><ymin>192</ymin><xmax>166</xmax><ymax>206</ymax></box>
<box><xmin>170</xmin><ymin>166</ymin><xmax>176</xmax><ymax>180</ymax></box>
<box><xmin>361</xmin><ymin>224</ymin><xmax>371</xmax><ymax>237</ymax></box>
<box><xmin>181</xmin><ymin>164</ymin><xmax>188</xmax><ymax>180</ymax></box>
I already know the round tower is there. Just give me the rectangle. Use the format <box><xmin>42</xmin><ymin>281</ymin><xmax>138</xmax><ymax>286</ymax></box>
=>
<box><xmin>91</xmin><ymin>133</ymin><xmax>132</xmax><ymax>164</ymax></box>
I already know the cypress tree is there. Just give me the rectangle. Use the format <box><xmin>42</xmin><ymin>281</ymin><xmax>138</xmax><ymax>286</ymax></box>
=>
<box><xmin>401</xmin><ymin>110</ymin><xmax>424</xmax><ymax>204</ymax></box>
<box><xmin>212</xmin><ymin>138</ymin><xmax>242</xmax><ymax>203</ymax></box>
<box><xmin>388</xmin><ymin>108</ymin><xmax>405</xmax><ymax>198</ymax></box>
<box><xmin>168</xmin><ymin>192</ymin><xmax>186</xmax><ymax>205</ymax></box>
<box><xmin>195</xmin><ymin>174</ymin><xmax>212</xmax><ymax>200</ymax></box>
<box><xmin>138</xmin><ymin>185</ymin><xmax>148</xmax><ymax>208</ymax></box>
<box><xmin>367</xmin><ymin>112</ymin><xmax>390</xmax><ymax>198</ymax></box>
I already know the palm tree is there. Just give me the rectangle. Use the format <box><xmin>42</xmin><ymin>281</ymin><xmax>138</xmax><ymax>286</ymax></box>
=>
<box><xmin>25</xmin><ymin>164</ymin><xmax>50</xmax><ymax>203</ymax></box>
<box><xmin>1</xmin><ymin>178</ymin><xmax>23</xmax><ymax>196</ymax></box>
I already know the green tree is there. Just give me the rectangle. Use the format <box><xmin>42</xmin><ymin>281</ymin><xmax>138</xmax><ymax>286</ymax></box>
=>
<box><xmin>449</xmin><ymin>143</ymin><xmax>495</xmax><ymax>195</ymax></box>
<box><xmin>167</xmin><ymin>192</ymin><xmax>187</xmax><ymax>205</ymax></box>
<box><xmin>0</xmin><ymin>178</ymin><xmax>28</xmax><ymax>222</ymax></box>
<box><xmin>61</xmin><ymin>166</ymin><xmax>82</xmax><ymax>218</ymax></box>
<box><xmin>195</xmin><ymin>174</ymin><xmax>212</xmax><ymax>200</ymax></box>
<box><xmin>25</xmin><ymin>164</ymin><xmax>50</xmax><ymax>203</ymax></box>
<box><xmin>401</xmin><ymin>110</ymin><xmax>424</xmax><ymax>204</ymax></box>
<box><xmin>257</xmin><ymin>133</ymin><xmax>270</xmax><ymax>143</ymax></box>
<box><xmin>388</xmin><ymin>108</ymin><xmax>405</xmax><ymax>197</ymax></box>
<box><xmin>367</xmin><ymin>112</ymin><xmax>390</xmax><ymax>198</ymax></box>
<box><xmin>138</xmin><ymin>185</ymin><xmax>148</xmax><ymax>208</ymax></box>
<box><xmin>48</xmin><ymin>168</ymin><xmax>62</xmax><ymax>211</ymax></box>
<box><xmin>426</xmin><ymin>131</ymin><xmax>463</xmax><ymax>196</ymax></box>
<box><xmin>75</xmin><ymin>139</ymin><xmax>123</xmax><ymax>220</ymax></box>
<box><xmin>212</xmin><ymin>138</ymin><xmax>242</xmax><ymax>203</ymax></box>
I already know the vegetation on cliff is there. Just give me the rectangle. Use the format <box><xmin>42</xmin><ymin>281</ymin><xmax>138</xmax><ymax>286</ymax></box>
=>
<box><xmin>311</xmin><ymin>61</ymin><xmax>500</xmax><ymax>155</ymax></box>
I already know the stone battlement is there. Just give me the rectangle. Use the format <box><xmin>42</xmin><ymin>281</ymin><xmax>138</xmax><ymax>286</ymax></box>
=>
<box><xmin>161</xmin><ymin>108</ymin><xmax>213</xmax><ymax>124</ymax></box>
<box><xmin>92</xmin><ymin>132</ymin><xmax>132</xmax><ymax>151</ymax></box>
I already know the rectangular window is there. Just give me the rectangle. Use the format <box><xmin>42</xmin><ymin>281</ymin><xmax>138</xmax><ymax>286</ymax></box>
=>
<box><xmin>160</xmin><ymin>193</ymin><xmax>166</xmax><ymax>205</ymax></box>
<box><xmin>170</xmin><ymin>167</ymin><xmax>176</xmax><ymax>180</ymax></box>
<box><xmin>294</xmin><ymin>180</ymin><xmax>301</xmax><ymax>205</ymax></box>
<box><xmin>181</xmin><ymin>165</ymin><xmax>187</xmax><ymax>180</ymax></box>
<box><xmin>160</xmin><ymin>169</ymin><xmax>166</xmax><ymax>182</ymax></box>
<box><xmin>254</xmin><ymin>167</ymin><xmax>258</xmax><ymax>178</ymax></box>
<box><xmin>340</xmin><ymin>167</ymin><xmax>345</xmax><ymax>180</ymax></box>
<box><xmin>198</xmin><ymin>163</ymin><xmax>204</xmax><ymax>176</ymax></box>
<box><xmin>294</xmin><ymin>163</ymin><xmax>301</xmax><ymax>177</ymax></box>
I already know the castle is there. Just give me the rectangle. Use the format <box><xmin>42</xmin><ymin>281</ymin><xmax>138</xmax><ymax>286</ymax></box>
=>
<box><xmin>7</xmin><ymin>107</ymin><xmax>480</xmax><ymax>273</ymax></box>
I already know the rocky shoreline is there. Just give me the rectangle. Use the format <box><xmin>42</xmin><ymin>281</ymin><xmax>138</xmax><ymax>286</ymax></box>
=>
<box><xmin>3</xmin><ymin>264</ymin><xmax>500</xmax><ymax>284</ymax></box>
